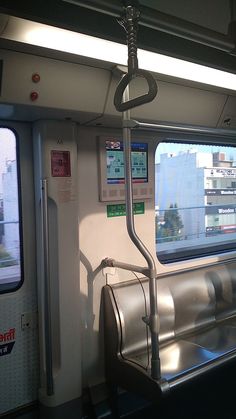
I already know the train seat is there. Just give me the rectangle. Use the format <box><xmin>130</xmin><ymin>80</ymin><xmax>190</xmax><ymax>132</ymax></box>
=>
<box><xmin>103</xmin><ymin>262</ymin><xmax>236</xmax><ymax>400</ymax></box>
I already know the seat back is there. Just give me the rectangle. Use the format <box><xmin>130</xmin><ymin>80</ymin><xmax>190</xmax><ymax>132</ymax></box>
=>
<box><xmin>105</xmin><ymin>262</ymin><xmax>236</xmax><ymax>360</ymax></box>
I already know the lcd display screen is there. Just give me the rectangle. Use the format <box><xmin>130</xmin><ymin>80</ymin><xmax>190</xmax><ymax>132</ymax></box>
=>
<box><xmin>106</xmin><ymin>140</ymin><xmax>148</xmax><ymax>184</ymax></box>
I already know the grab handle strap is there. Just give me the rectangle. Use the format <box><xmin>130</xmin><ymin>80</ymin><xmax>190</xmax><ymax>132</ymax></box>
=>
<box><xmin>114</xmin><ymin>68</ymin><xmax>158</xmax><ymax>111</ymax></box>
<box><xmin>114</xmin><ymin>3</ymin><xmax>157</xmax><ymax>112</ymax></box>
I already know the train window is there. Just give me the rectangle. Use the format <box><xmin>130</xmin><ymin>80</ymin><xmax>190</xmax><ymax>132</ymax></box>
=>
<box><xmin>0</xmin><ymin>128</ymin><xmax>22</xmax><ymax>292</ymax></box>
<box><xmin>155</xmin><ymin>142</ymin><xmax>236</xmax><ymax>263</ymax></box>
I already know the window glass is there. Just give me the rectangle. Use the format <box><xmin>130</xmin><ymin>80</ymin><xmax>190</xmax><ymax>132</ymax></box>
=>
<box><xmin>0</xmin><ymin>128</ymin><xmax>22</xmax><ymax>292</ymax></box>
<box><xmin>155</xmin><ymin>142</ymin><xmax>236</xmax><ymax>262</ymax></box>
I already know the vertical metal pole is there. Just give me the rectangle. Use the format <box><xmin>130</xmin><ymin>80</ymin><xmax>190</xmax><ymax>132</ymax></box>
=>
<box><xmin>122</xmin><ymin>87</ymin><xmax>161</xmax><ymax>380</ymax></box>
<box><xmin>41</xmin><ymin>179</ymin><xmax>54</xmax><ymax>396</ymax></box>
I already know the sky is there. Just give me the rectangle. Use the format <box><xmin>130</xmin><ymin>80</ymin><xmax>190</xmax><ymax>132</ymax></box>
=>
<box><xmin>0</xmin><ymin>128</ymin><xmax>16</xmax><ymax>194</ymax></box>
<box><xmin>155</xmin><ymin>142</ymin><xmax>236</xmax><ymax>164</ymax></box>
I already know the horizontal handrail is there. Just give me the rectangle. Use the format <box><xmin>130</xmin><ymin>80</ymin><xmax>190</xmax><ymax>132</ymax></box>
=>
<box><xmin>133</xmin><ymin>120</ymin><xmax>236</xmax><ymax>138</ymax></box>
<box><xmin>102</xmin><ymin>257</ymin><xmax>151</xmax><ymax>277</ymax></box>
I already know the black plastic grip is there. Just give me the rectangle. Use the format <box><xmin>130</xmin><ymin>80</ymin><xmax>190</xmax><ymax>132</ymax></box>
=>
<box><xmin>114</xmin><ymin>69</ymin><xmax>158</xmax><ymax>112</ymax></box>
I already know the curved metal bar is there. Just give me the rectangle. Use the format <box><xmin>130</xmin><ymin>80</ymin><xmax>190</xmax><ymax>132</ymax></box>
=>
<box><xmin>121</xmin><ymin>87</ymin><xmax>160</xmax><ymax>381</ymax></box>
<box><xmin>41</xmin><ymin>179</ymin><xmax>54</xmax><ymax>396</ymax></box>
<box><xmin>102</xmin><ymin>257</ymin><xmax>150</xmax><ymax>277</ymax></box>
<box><xmin>114</xmin><ymin>69</ymin><xmax>158</xmax><ymax>112</ymax></box>
<box><xmin>122</xmin><ymin>126</ymin><xmax>156</xmax><ymax>273</ymax></box>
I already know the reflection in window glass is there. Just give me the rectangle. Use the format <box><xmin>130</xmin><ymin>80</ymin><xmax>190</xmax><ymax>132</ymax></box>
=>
<box><xmin>155</xmin><ymin>142</ymin><xmax>236</xmax><ymax>262</ymax></box>
<box><xmin>0</xmin><ymin>128</ymin><xmax>21</xmax><ymax>292</ymax></box>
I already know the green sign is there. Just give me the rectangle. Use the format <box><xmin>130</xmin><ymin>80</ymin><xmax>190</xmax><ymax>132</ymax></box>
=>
<box><xmin>107</xmin><ymin>202</ymin><xmax>145</xmax><ymax>218</ymax></box>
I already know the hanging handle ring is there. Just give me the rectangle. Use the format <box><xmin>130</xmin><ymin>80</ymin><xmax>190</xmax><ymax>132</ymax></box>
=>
<box><xmin>114</xmin><ymin>68</ymin><xmax>158</xmax><ymax>112</ymax></box>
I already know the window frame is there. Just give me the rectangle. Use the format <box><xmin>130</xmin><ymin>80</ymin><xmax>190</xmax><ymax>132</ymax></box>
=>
<box><xmin>155</xmin><ymin>135</ymin><xmax>236</xmax><ymax>265</ymax></box>
<box><xmin>0</xmin><ymin>126</ymin><xmax>24</xmax><ymax>294</ymax></box>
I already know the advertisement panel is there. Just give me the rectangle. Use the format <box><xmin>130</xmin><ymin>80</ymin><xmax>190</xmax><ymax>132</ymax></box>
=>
<box><xmin>205</xmin><ymin>205</ymin><xmax>236</xmax><ymax>215</ymax></box>
<box><xmin>205</xmin><ymin>189</ymin><xmax>236</xmax><ymax>196</ymax></box>
<box><xmin>205</xmin><ymin>168</ymin><xmax>236</xmax><ymax>178</ymax></box>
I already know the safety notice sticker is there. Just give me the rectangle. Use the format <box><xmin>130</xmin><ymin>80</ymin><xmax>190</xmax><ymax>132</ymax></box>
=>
<box><xmin>0</xmin><ymin>328</ymin><xmax>16</xmax><ymax>357</ymax></box>
<box><xmin>51</xmin><ymin>150</ymin><xmax>71</xmax><ymax>177</ymax></box>
<box><xmin>107</xmin><ymin>202</ymin><xmax>145</xmax><ymax>217</ymax></box>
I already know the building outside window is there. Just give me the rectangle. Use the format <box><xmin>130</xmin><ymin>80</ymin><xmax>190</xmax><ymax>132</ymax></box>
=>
<box><xmin>0</xmin><ymin>128</ymin><xmax>21</xmax><ymax>292</ymax></box>
<box><xmin>155</xmin><ymin>143</ymin><xmax>236</xmax><ymax>262</ymax></box>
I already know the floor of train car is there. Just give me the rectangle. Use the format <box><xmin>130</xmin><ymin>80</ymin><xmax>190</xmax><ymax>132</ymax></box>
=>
<box><xmin>5</xmin><ymin>363</ymin><xmax>236</xmax><ymax>419</ymax></box>
<box><xmin>85</xmin><ymin>363</ymin><xmax>236</xmax><ymax>419</ymax></box>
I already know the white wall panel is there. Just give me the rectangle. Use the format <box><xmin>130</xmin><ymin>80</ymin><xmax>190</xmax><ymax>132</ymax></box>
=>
<box><xmin>0</xmin><ymin>50</ymin><xmax>110</xmax><ymax>115</ymax></box>
<box><xmin>218</xmin><ymin>96</ymin><xmax>236</xmax><ymax>128</ymax></box>
<box><xmin>0</xmin><ymin>49</ymin><xmax>233</xmax><ymax>129</ymax></box>
<box><xmin>77</xmin><ymin>126</ymin><xmax>157</xmax><ymax>386</ymax></box>
<box><xmin>105</xmin><ymin>76</ymin><xmax>228</xmax><ymax>127</ymax></box>
<box><xmin>34</xmin><ymin>121</ymin><xmax>81</xmax><ymax>407</ymax></box>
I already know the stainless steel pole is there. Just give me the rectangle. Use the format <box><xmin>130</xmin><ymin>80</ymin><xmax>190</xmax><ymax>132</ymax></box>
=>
<box><xmin>122</xmin><ymin>87</ymin><xmax>161</xmax><ymax>380</ymax></box>
<box><xmin>41</xmin><ymin>179</ymin><xmax>54</xmax><ymax>396</ymax></box>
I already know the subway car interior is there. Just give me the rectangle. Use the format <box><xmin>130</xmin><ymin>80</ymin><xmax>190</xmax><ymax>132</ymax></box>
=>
<box><xmin>1</xmin><ymin>0</ymin><xmax>236</xmax><ymax>418</ymax></box>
